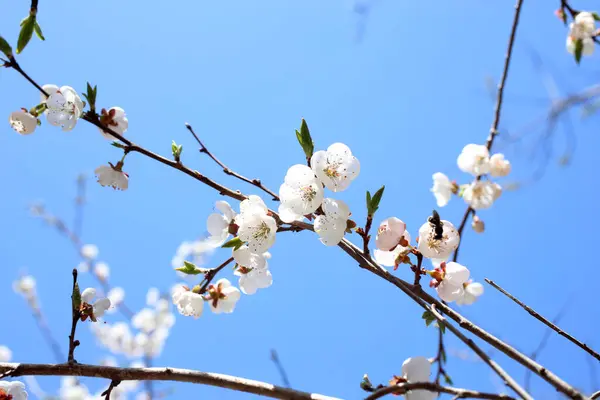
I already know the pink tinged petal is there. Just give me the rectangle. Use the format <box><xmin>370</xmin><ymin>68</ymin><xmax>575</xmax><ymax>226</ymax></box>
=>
<box><xmin>401</xmin><ymin>356</ymin><xmax>431</xmax><ymax>382</ymax></box>
<box><xmin>444</xmin><ymin>262</ymin><xmax>470</xmax><ymax>285</ymax></box>
<box><xmin>81</xmin><ymin>288</ymin><xmax>96</xmax><ymax>303</ymax></box>
<box><xmin>437</xmin><ymin>282</ymin><xmax>465</xmax><ymax>302</ymax></box>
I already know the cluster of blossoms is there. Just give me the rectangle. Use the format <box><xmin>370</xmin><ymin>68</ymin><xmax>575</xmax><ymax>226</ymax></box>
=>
<box><xmin>8</xmin><ymin>84</ymin><xmax>130</xmax><ymax>191</ymax></box>
<box><xmin>92</xmin><ymin>287</ymin><xmax>175</xmax><ymax>359</ymax></box>
<box><xmin>564</xmin><ymin>11</ymin><xmax>598</xmax><ymax>57</ymax></box>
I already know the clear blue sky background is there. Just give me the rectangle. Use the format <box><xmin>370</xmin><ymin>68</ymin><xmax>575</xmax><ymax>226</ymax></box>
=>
<box><xmin>1</xmin><ymin>0</ymin><xmax>599</xmax><ymax>399</ymax></box>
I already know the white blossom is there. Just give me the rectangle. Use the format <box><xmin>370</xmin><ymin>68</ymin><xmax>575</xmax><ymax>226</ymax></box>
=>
<box><xmin>81</xmin><ymin>288</ymin><xmax>111</xmax><ymax>319</ymax></box>
<box><xmin>94</xmin><ymin>164</ymin><xmax>129</xmax><ymax>191</ymax></box>
<box><xmin>81</xmin><ymin>244</ymin><xmax>99</xmax><ymax>260</ymax></box>
<box><xmin>45</xmin><ymin>86</ymin><xmax>83</xmax><ymax>131</ymax></box>
<box><xmin>206</xmin><ymin>201</ymin><xmax>236</xmax><ymax>246</ymax></box>
<box><xmin>457</xmin><ymin>144</ymin><xmax>490</xmax><ymax>176</ymax></box>
<box><xmin>462</xmin><ymin>181</ymin><xmax>501</xmax><ymax>210</ymax></box>
<box><xmin>59</xmin><ymin>376</ymin><xmax>89</xmax><ymax>400</ymax></box>
<box><xmin>430</xmin><ymin>173</ymin><xmax>454</xmax><ymax>207</ymax></box>
<box><xmin>94</xmin><ymin>262</ymin><xmax>110</xmax><ymax>281</ymax></box>
<box><xmin>374</xmin><ymin>231</ymin><xmax>411</xmax><ymax>268</ymax></box>
<box><xmin>489</xmin><ymin>153</ymin><xmax>511</xmax><ymax>177</ymax></box>
<box><xmin>172</xmin><ymin>286</ymin><xmax>204</xmax><ymax>318</ymax></box>
<box><xmin>233</xmin><ymin>245</ymin><xmax>267</xmax><ymax>270</ymax></box>
<box><xmin>566</xmin><ymin>12</ymin><xmax>596</xmax><ymax>57</ymax></box>
<box><xmin>146</xmin><ymin>287</ymin><xmax>160</xmax><ymax>306</ymax></box>
<box><xmin>235</xmin><ymin>195</ymin><xmax>277</xmax><ymax>253</ymax></box>
<box><xmin>278</xmin><ymin>165</ymin><xmax>324</xmax><ymax>223</ymax></box>
<box><xmin>236</xmin><ymin>268</ymin><xmax>273</xmax><ymax>295</ymax></box>
<box><xmin>99</xmin><ymin>107</ymin><xmax>129</xmax><ymax>140</ymax></box>
<box><xmin>9</xmin><ymin>110</ymin><xmax>37</xmax><ymax>135</ymax></box>
<box><xmin>432</xmin><ymin>262</ymin><xmax>470</xmax><ymax>303</ymax></box>
<box><xmin>0</xmin><ymin>381</ymin><xmax>28</xmax><ymax>400</ymax></box>
<box><xmin>311</xmin><ymin>143</ymin><xmax>360</xmax><ymax>192</ymax></box>
<box><xmin>401</xmin><ymin>357</ymin><xmax>436</xmax><ymax>400</ymax></box>
<box><xmin>417</xmin><ymin>219</ymin><xmax>459</xmax><ymax>260</ymax></box>
<box><xmin>567</xmin><ymin>35</ymin><xmax>595</xmax><ymax>56</ymax></box>
<box><xmin>0</xmin><ymin>346</ymin><xmax>12</xmax><ymax>362</ymax></box>
<box><xmin>40</xmin><ymin>84</ymin><xmax>59</xmax><ymax>101</ymax></box>
<box><xmin>471</xmin><ymin>215</ymin><xmax>485</xmax><ymax>233</ymax></box>
<box><xmin>208</xmin><ymin>278</ymin><xmax>241</xmax><ymax>314</ymax></box>
<box><xmin>456</xmin><ymin>281</ymin><xmax>484</xmax><ymax>306</ymax></box>
<box><xmin>375</xmin><ymin>217</ymin><xmax>407</xmax><ymax>251</ymax></box>
<box><xmin>314</xmin><ymin>198</ymin><xmax>350</xmax><ymax>246</ymax></box>
<box><xmin>171</xmin><ymin>239</ymin><xmax>216</xmax><ymax>270</ymax></box>
<box><xmin>13</xmin><ymin>275</ymin><xmax>36</xmax><ymax>297</ymax></box>
<box><xmin>106</xmin><ymin>287</ymin><xmax>125</xmax><ymax>313</ymax></box>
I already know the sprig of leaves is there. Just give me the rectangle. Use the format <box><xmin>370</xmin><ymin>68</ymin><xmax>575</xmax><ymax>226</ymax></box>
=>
<box><xmin>366</xmin><ymin>186</ymin><xmax>385</xmax><ymax>216</ymax></box>
<box><xmin>295</xmin><ymin>118</ymin><xmax>314</xmax><ymax>161</ymax></box>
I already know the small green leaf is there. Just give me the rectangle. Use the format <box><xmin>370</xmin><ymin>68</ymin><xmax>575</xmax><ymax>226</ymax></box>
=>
<box><xmin>72</xmin><ymin>282</ymin><xmax>82</xmax><ymax>311</ymax></box>
<box><xmin>171</xmin><ymin>140</ymin><xmax>183</xmax><ymax>161</ymax></box>
<box><xmin>593</xmin><ymin>12</ymin><xmax>600</xmax><ymax>21</ymax></box>
<box><xmin>360</xmin><ymin>374</ymin><xmax>373</xmax><ymax>392</ymax></box>
<box><xmin>422</xmin><ymin>310</ymin><xmax>436</xmax><ymax>327</ymax></box>
<box><xmin>82</xmin><ymin>82</ymin><xmax>97</xmax><ymax>112</ymax></box>
<box><xmin>368</xmin><ymin>185</ymin><xmax>385</xmax><ymax>215</ymax></box>
<box><xmin>222</xmin><ymin>237</ymin><xmax>244</xmax><ymax>250</ymax></box>
<box><xmin>33</xmin><ymin>21</ymin><xmax>45</xmax><ymax>41</ymax></box>
<box><xmin>17</xmin><ymin>15</ymin><xmax>36</xmax><ymax>54</ymax></box>
<box><xmin>439</xmin><ymin>322</ymin><xmax>446</xmax><ymax>334</ymax></box>
<box><xmin>366</xmin><ymin>191</ymin><xmax>372</xmax><ymax>212</ymax></box>
<box><xmin>111</xmin><ymin>141</ymin><xmax>126</xmax><ymax>149</ymax></box>
<box><xmin>574</xmin><ymin>38</ymin><xmax>584</xmax><ymax>64</ymax></box>
<box><xmin>175</xmin><ymin>260</ymin><xmax>207</xmax><ymax>275</ymax></box>
<box><xmin>440</xmin><ymin>347</ymin><xmax>447</xmax><ymax>364</ymax></box>
<box><xmin>0</xmin><ymin>36</ymin><xmax>13</xmax><ymax>59</ymax></box>
<box><xmin>443</xmin><ymin>373</ymin><xmax>453</xmax><ymax>385</ymax></box>
<box><xmin>295</xmin><ymin>118</ymin><xmax>314</xmax><ymax>161</ymax></box>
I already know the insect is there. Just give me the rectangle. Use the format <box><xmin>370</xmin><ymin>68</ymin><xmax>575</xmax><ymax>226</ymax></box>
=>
<box><xmin>428</xmin><ymin>210</ymin><xmax>444</xmax><ymax>240</ymax></box>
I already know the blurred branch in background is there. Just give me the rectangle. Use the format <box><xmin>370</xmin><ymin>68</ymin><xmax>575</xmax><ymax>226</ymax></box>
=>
<box><xmin>270</xmin><ymin>349</ymin><xmax>291</xmax><ymax>388</ymax></box>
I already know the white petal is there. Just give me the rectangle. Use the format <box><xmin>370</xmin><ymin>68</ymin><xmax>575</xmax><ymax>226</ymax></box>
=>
<box><xmin>81</xmin><ymin>288</ymin><xmax>96</xmax><ymax>303</ymax></box>
<box><xmin>215</xmin><ymin>200</ymin><xmax>236</xmax><ymax>221</ymax></box>
<box><xmin>402</xmin><ymin>356</ymin><xmax>431</xmax><ymax>382</ymax></box>
<box><xmin>206</xmin><ymin>213</ymin><xmax>229</xmax><ymax>236</ymax></box>
<box><xmin>322</xmin><ymin>198</ymin><xmax>350</xmax><ymax>220</ymax></box>
<box><xmin>444</xmin><ymin>262</ymin><xmax>470</xmax><ymax>285</ymax></box>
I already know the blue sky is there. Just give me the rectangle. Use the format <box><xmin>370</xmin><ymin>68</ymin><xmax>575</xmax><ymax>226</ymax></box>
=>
<box><xmin>1</xmin><ymin>0</ymin><xmax>599</xmax><ymax>399</ymax></box>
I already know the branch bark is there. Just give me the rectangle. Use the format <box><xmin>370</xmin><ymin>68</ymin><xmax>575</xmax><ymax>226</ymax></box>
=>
<box><xmin>364</xmin><ymin>381</ymin><xmax>515</xmax><ymax>400</ymax></box>
<box><xmin>0</xmin><ymin>363</ymin><xmax>340</xmax><ymax>400</ymax></box>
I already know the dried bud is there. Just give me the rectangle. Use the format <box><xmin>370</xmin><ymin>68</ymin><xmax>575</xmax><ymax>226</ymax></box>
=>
<box><xmin>471</xmin><ymin>216</ymin><xmax>485</xmax><ymax>233</ymax></box>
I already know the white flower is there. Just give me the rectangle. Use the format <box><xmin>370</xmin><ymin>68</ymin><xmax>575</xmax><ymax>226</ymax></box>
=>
<box><xmin>567</xmin><ymin>35</ymin><xmax>595</xmax><ymax>56</ymax></box>
<box><xmin>417</xmin><ymin>219</ymin><xmax>459</xmax><ymax>260</ymax></box>
<box><xmin>0</xmin><ymin>381</ymin><xmax>28</xmax><ymax>400</ymax></box>
<box><xmin>463</xmin><ymin>181</ymin><xmax>501</xmax><ymax>210</ymax></box>
<box><xmin>45</xmin><ymin>86</ymin><xmax>83</xmax><ymax>131</ymax></box>
<box><xmin>233</xmin><ymin>245</ymin><xmax>267</xmax><ymax>270</ymax></box>
<box><xmin>236</xmin><ymin>268</ymin><xmax>273</xmax><ymax>295</ymax></box>
<box><xmin>133</xmin><ymin>308</ymin><xmax>158</xmax><ymax>333</ymax></box>
<box><xmin>0</xmin><ymin>346</ymin><xmax>12</xmax><ymax>362</ymax></box>
<box><xmin>172</xmin><ymin>286</ymin><xmax>204</xmax><ymax>318</ymax></box>
<box><xmin>106</xmin><ymin>287</ymin><xmax>125</xmax><ymax>312</ymax></box>
<box><xmin>471</xmin><ymin>215</ymin><xmax>485</xmax><ymax>233</ymax></box>
<box><xmin>375</xmin><ymin>217</ymin><xmax>406</xmax><ymax>251</ymax></box>
<box><xmin>13</xmin><ymin>275</ymin><xmax>36</xmax><ymax>296</ymax></box>
<box><xmin>457</xmin><ymin>144</ymin><xmax>490</xmax><ymax>176</ymax></box>
<box><xmin>81</xmin><ymin>244</ymin><xmax>99</xmax><ymax>260</ymax></box>
<box><xmin>94</xmin><ymin>262</ymin><xmax>110</xmax><ymax>280</ymax></box>
<box><xmin>311</xmin><ymin>143</ymin><xmax>360</xmax><ymax>192</ymax></box>
<box><xmin>432</xmin><ymin>262</ymin><xmax>470</xmax><ymax>303</ymax></box>
<box><xmin>81</xmin><ymin>287</ymin><xmax>111</xmax><ymax>319</ymax></box>
<box><xmin>456</xmin><ymin>281</ymin><xmax>484</xmax><ymax>305</ymax></box>
<box><xmin>94</xmin><ymin>163</ymin><xmax>129</xmax><ymax>191</ymax></box>
<box><xmin>146</xmin><ymin>287</ymin><xmax>160</xmax><ymax>306</ymax></box>
<box><xmin>570</xmin><ymin>11</ymin><xmax>596</xmax><ymax>39</ymax></box>
<box><xmin>9</xmin><ymin>110</ymin><xmax>37</xmax><ymax>135</ymax></box>
<box><xmin>206</xmin><ymin>201</ymin><xmax>236</xmax><ymax>246</ymax></box>
<box><xmin>278</xmin><ymin>165</ymin><xmax>324</xmax><ymax>223</ymax></box>
<box><xmin>60</xmin><ymin>376</ymin><xmax>89</xmax><ymax>400</ymax></box>
<box><xmin>401</xmin><ymin>357</ymin><xmax>436</xmax><ymax>400</ymax></box>
<box><xmin>430</xmin><ymin>173</ymin><xmax>454</xmax><ymax>207</ymax></box>
<box><xmin>314</xmin><ymin>198</ymin><xmax>350</xmax><ymax>246</ymax></box>
<box><xmin>489</xmin><ymin>153</ymin><xmax>511</xmax><ymax>177</ymax></box>
<box><xmin>40</xmin><ymin>84</ymin><xmax>59</xmax><ymax>101</ymax></box>
<box><xmin>99</xmin><ymin>107</ymin><xmax>129</xmax><ymax>140</ymax></box>
<box><xmin>235</xmin><ymin>196</ymin><xmax>277</xmax><ymax>253</ymax></box>
<box><xmin>208</xmin><ymin>278</ymin><xmax>241</xmax><ymax>314</ymax></box>
<box><xmin>374</xmin><ymin>231</ymin><xmax>411</xmax><ymax>268</ymax></box>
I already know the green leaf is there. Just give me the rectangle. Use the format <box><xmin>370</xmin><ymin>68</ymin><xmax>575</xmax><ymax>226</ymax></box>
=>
<box><xmin>422</xmin><ymin>310</ymin><xmax>436</xmax><ymax>327</ymax></box>
<box><xmin>368</xmin><ymin>185</ymin><xmax>385</xmax><ymax>215</ymax></box>
<box><xmin>366</xmin><ymin>191</ymin><xmax>372</xmax><ymax>212</ymax></box>
<box><xmin>222</xmin><ymin>237</ymin><xmax>244</xmax><ymax>250</ymax></box>
<box><xmin>295</xmin><ymin>118</ymin><xmax>314</xmax><ymax>161</ymax></box>
<box><xmin>359</xmin><ymin>374</ymin><xmax>373</xmax><ymax>392</ymax></box>
<box><xmin>111</xmin><ymin>141</ymin><xmax>126</xmax><ymax>149</ymax></box>
<box><xmin>171</xmin><ymin>140</ymin><xmax>183</xmax><ymax>160</ymax></box>
<box><xmin>82</xmin><ymin>82</ymin><xmax>97</xmax><ymax>112</ymax></box>
<box><xmin>443</xmin><ymin>373</ymin><xmax>453</xmax><ymax>385</ymax></box>
<box><xmin>17</xmin><ymin>15</ymin><xmax>36</xmax><ymax>54</ymax></box>
<box><xmin>0</xmin><ymin>35</ymin><xmax>13</xmax><ymax>59</ymax></box>
<box><xmin>175</xmin><ymin>260</ymin><xmax>207</xmax><ymax>275</ymax></box>
<box><xmin>440</xmin><ymin>347</ymin><xmax>447</xmax><ymax>364</ymax></box>
<box><xmin>72</xmin><ymin>282</ymin><xmax>82</xmax><ymax>311</ymax></box>
<box><xmin>439</xmin><ymin>322</ymin><xmax>446</xmax><ymax>334</ymax></box>
<box><xmin>33</xmin><ymin>21</ymin><xmax>45</xmax><ymax>41</ymax></box>
<box><xmin>593</xmin><ymin>12</ymin><xmax>600</xmax><ymax>21</ymax></box>
<box><xmin>574</xmin><ymin>38</ymin><xmax>584</xmax><ymax>64</ymax></box>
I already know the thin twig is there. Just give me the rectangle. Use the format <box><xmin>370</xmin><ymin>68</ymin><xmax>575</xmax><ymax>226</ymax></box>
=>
<box><xmin>185</xmin><ymin>123</ymin><xmax>280</xmax><ymax>201</ymax></box>
<box><xmin>101</xmin><ymin>380</ymin><xmax>121</xmax><ymax>399</ymax></box>
<box><xmin>362</xmin><ymin>216</ymin><xmax>373</xmax><ymax>256</ymax></box>
<box><xmin>591</xmin><ymin>390</ymin><xmax>600</xmax><ymax>400</ymax></box>
<box><xmin>485</xmin><ymin>279</ymin><xmax>600</xmax><ymax>362</ymax></box>
<box><xmin>364</xmin><ymin>381</ymin><xmax>515</xmax><ymax>400</ymax></box>
<box><xmin>144</xmin><ymin>355</ymin><xmax>154</xmax><ymax>400</ymax></box>
<box><xmin>199</xmin><ymin>257</ymin><xmax>235</xmax><ymax>294</ymax></box>
<box><xmin>67</xmin><ymin>269</ymin><xmax>80</xmax><ymax>364</ymax></box>
<box><xmin>270</xmin><ymin>349</ymin><xmax>292</xmax><ymax>388</ymax></box>
<box><xmin>0</xmin><ymin>363</ymin><xmax>340</xmax><ymax>400</ymax></box>
<box><xmin>452</xmin><ymin>0</ymin><xmax>523</xmax><ymax>262</ymax></box>
<box><xmin>434</xmin><ymin>319</ymin><xmax>446</xmax><ymax>385</ymax></box>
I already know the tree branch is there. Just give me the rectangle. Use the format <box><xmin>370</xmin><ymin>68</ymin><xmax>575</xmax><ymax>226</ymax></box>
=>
<box><xmin>101</xmin><ymin>380</ymin><xmax>121</xmax><ymax>399</ymax></box>
<box><xmin>185</xmin><ymin>123</ymin><xmax>280</xmax><ymax>201</ymax></box>
<box><xmin>68</xmin><ymin>268</ymin><xmax>80</xmax><ymax>364</ymax></box>
<box><xmin>198</xmin><ymin>257</ymin><xmax>235</xmax><ymax>294</ymax></box>
<box><xmin>485</xmin><ymin>279</ymin><xmax>600</xmax><ymax>362</ymax></box>
<box><xmin>270</xmin><ymin>349</ymin><xmax>292</xmax><ymax>388</ymax></box>
<box><xmin>0</xmin><ymin>363</ymin><xmax>340</xmax><ymax>400</ymax></box>
<box><xmin>364</xmin><ymin>381</ymin><xmax>515</xmax><ymax>400</ymax></box>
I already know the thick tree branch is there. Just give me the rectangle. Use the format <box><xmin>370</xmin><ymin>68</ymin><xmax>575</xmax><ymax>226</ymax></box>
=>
<box><xmin>185</xmin><ymin>123</ymin><xmax>280</xmax><ymax>201</ymax></box>
<box><xmin>0</xmin><ymin>363</ymin><xmax>340</xmax><ymax>400</ymax></box>
<box><xmin>485</xmin><ymin>279</ymin><xmax>600</xmax><ymax>362</ymax></box>
<box><xmin>364</xmin><ymin>382</ymin><xmax>515</xmax><ymax>400</ymax></box>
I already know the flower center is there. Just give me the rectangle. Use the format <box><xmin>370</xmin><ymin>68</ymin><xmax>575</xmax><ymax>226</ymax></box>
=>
<box><xmin>10</xmin><ymin>120</ymin><xmax>25</xmax><ymax>133</ymax></box>
<box><xmin>323</xmin><ymin>163</ymin><xmax>341</xmax><ymax>178</ymax></box>
<box><xmin>252</xmin><ymin>221</ymin><xmax>271</xmax><ymax>241</ymax></box>
<box><xmin>426</xmin><ymin>231</ymin><xmax>448</xmax><ymax>254</ymax></box>
<box><xmin>300</xmin><ymin>185</ymin><xmax>317</xmax><ymax>202</ymax></box>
